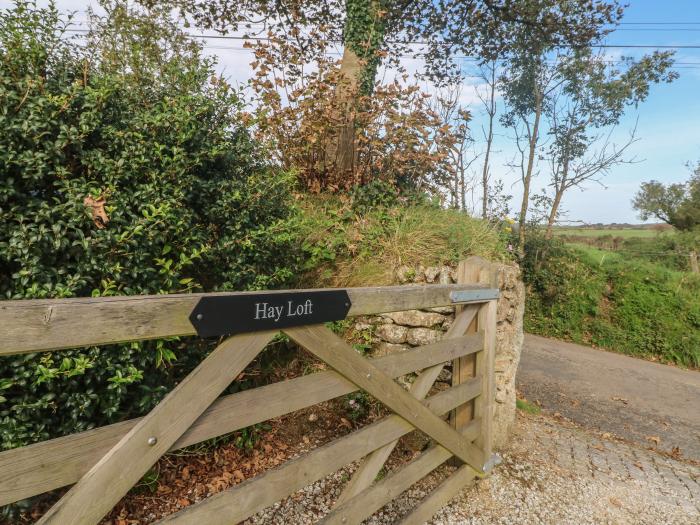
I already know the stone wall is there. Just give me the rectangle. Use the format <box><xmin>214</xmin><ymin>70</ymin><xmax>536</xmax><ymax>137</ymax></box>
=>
<box><xmin>355</xmin><ymin>260</ymin><xmax>524</xmax><ymax>448</ymax></box>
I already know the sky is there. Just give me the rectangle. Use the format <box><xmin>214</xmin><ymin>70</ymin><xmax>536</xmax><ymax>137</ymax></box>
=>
<box><xmin>525</xmin><ymin>0</ymin><xmax>700</xmax><ymax>225</ymax></box>
<box><xmin>4</xmin><ymin>0</ymin><xmax>700</xmax><ymax>224</ymax></box>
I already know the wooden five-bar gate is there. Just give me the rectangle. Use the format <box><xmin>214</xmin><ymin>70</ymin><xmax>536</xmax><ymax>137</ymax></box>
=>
<box><xmin>0</xmin><ymin>261</ymin><xmax>499</xmax><ymax>524</ymax></box>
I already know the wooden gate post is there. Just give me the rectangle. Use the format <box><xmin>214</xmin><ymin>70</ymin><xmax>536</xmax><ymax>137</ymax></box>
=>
<box><xmin>451</xmin><ymin>257</ymin><xmax>497</xmax><ymax>467</ymax></box>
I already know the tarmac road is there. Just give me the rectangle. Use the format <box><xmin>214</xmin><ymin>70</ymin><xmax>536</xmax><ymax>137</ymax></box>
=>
<box><xmin>517</xmin><ymin>334</ymin><xmax>700</xmax><ymax>460</ymax></box>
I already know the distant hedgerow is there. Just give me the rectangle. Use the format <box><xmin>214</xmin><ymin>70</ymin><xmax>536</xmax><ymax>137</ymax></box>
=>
<box><xmin>523</xmin><ymin>236</ymin><xmax>700</xmax><ymax>368</ymax></box>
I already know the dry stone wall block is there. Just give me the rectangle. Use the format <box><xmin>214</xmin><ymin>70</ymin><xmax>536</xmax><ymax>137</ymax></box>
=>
<box><xmin>375</xmin><ymin>324</ymin><xmax>409</xmax><ymax>344</ymax></box>
<box><xmin>366</xmin><ymin>259</ymin><xmax>525</xmax><ymax>450</ymax></box>
<box><xmin>427</xmin><ymin>306</ymin><xmax>454</xmax><ymax>315</ymax></box>
<box><xmin>374</xmin><ymin>342</ymin><xmax>410</xmax><ymax>357</ymax></box>
<box><xmin>354</xmin><ymin>322</ymin><xmax>373</xmax><ymax>332</ymax></box>
<box><xmin>384</xmin><ymin>310</ymin><xmax>446</xmax><ymax>328</ymax></box>
<box><xmin>407</xmin><ymin>327</ymin><xmax>442</xmax><ymax>346</ymax></box>
<box><xmin>439</xmin><ymin>266</ymin><xmax>453</xmax><ymax>284</ymax></box>
<box><xmin>424</xmin><ymin>266</ymin><xmax>441</xmax><ymax>283</ymax></box>
<box><xmin>395</xmin><ymin>265</ymin><xmax>415</xmax><ymax>284</ymax></box>
<box><xmin>437</xmin><ymin>368</ymin><xmax>452</xmax><ymax>383</ymax></box>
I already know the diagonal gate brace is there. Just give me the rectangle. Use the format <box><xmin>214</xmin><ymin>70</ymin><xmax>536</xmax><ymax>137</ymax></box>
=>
<box><xmin>334</xmin><ymin>305</ymin><xmax>481</xmax><ymax>506</ymax></box>
<box><xmin>36</xmin><ymin>331</ymin><xmax>275</xmax><ymax>525</ymax></box>
<box><xmin>285</xmin><ymin>325</ymin><xmax>487</xmax><ymax>475</ymax></box>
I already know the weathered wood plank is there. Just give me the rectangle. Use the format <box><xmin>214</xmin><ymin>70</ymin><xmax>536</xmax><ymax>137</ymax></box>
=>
<box><xmin>398</xmin><ymin>464</ymin><xmax>477</xmax><ymax>525</ymax></box>
<box><xmin>475</xmin><ymin>298</ymin><xmax>497</xmax><ymax>459</ymax></box>
<box><xmin>37</xmin><ymin>331</ymin><xmax>274</xmax><ymax>525</ymax></box>
<box><xmin>156</xmin><ymin>380</ymin><xmax>481</xmax><ymax>525</ymax></box>
<box><xmin>0</xmin><ymin>335</ymin><xmax>481</xmax><ymax>506</ymax></box>
<box><xmin>320</xmin><ymin>420</ymin><xmax>480</xmax><ymax>525</ymax></box>
<box><xmin>286</xmin><ymin>326</ymin><xmax>486</xmax><ymax>472</ymax></box>
<box><xmin>334</xmin><ymin>305</ymin><xmax>480</xmax><ymax>506</ymax></box>
<box><xmin>0</xmin><ymin>284</ymin><xmax>495</xmax><ymax>355</ymax></box>
<box><xmin>451</xmin><ymin>259</ymin><xmax>488</xmax><ymax>437</ymax></box>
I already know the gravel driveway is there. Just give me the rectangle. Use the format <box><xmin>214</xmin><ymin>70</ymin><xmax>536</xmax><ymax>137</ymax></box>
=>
<box><xmin>250</xmin><ymin>413</ymin><xmax>700</xmax><ymax>524</ymax></box>
<box><xmin>430</xmin><ymin>414</ymin><xmax>699</xmax><ymax>525</ymax></box>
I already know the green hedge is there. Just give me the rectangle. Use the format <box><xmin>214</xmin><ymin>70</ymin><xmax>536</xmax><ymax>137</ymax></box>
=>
<box><xmin>0</xmin><ymin>2</ymin><xmax>299</xmax><ymax>450</ymax></box>
<box><xmin>523</xmin><ymin>237</ymin><xmax>700</xmax><ymax>368</ymax></box>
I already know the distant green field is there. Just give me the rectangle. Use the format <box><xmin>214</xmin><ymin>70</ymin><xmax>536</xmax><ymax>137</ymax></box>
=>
<box><xmin>553</xmin><ymin>228</ymin><xmax>671</xmax><ymax>239</ymax></box>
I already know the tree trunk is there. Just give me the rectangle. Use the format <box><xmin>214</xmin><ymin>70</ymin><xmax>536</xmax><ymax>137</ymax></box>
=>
<box><xmin>481</xmin><ymin>66</ymin><xmax>496</xmax><ymax>219</ymax></box>
<box><xmin>545</xmin><ymin>188</ymin><xmax>564</xmax><ymax>239</ymax></box>
<box><xmin>517</xmin><ymin>91</ymin><xmax>542</xmax><ymax>256</ymax></box>
<box><xmin>452</xmin><ymin>154</ymin><xmax>459</xmax><ymax>208</ymax></box>
<box><xmin>546</xmin><ymin>159</ymin><xmax>569</xmax><ymax>239</ymax></box>
<box><xmin>323</xmin><ymin>0</ymin><xmax>385</xmax><ymax>187</ymax></box>
<box><xmin>690</xmin><ymin>250</ymin><xmax>700</xmax><ymax>274</ymax></box>
<box><xmin>324</xmin><ymin>48</ymin><xmax>363</xmax><ymax>183</ymax></box>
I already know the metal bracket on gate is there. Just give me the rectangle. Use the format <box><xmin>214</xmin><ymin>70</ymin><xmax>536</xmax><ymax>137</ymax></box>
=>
<box><xmin>483</xmin><ymin>453</ymin><xmax>502</xmax><ymax>473</ymax></box>
<box><xmin>449</xmin><ymin>289</ymin><xmax>499</xmax><ymax>304</ymax></box>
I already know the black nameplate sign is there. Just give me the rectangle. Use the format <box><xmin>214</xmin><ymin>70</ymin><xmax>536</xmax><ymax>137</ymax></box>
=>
<box><xmin>189</xmin><ymin>290</ymin><xmax>352</xmax><ymax>337</ymax></box>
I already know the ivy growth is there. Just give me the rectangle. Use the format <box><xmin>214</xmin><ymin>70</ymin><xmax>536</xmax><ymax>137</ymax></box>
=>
<box><xmin>343</xmin><ymin>0</ymin><xmax>386</xmax><ymax>94</ymax></box>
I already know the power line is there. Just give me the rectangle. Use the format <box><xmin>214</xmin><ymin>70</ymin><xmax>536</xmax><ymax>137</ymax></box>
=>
<box><xmin>12</xmin><ymin>8</ymin><xmax>700</xmax><ymax>25</ymax></box>
<box><xmin>62</xmin><ymin>28</ymin><xmax>700</xmax><ymax>50</ymax></box>
<box><xmin>592</xmin><ymin>44</ymin><xmax>700</xmax><ymax>49</ymax></box>
<box><xmin>618</xmin><ymin>22</ymin><xmax>700</xmax><ymax>25</ymax></box>
<box><xmin>614</xmin><ymin>28</ymin><xmax>700</xmax><ymax>32</ymax></box>
<box><xmin>199</xmin><ymin>44</ymin><xmax>700</xmax><ymax>67</ymax></box>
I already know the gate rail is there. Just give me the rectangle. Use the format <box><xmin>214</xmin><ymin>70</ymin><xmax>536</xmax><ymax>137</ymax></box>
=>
<box><xmin>0</xmin><ymin>260</ymin><xmax>499</xmax><ymax>524</ymax></box>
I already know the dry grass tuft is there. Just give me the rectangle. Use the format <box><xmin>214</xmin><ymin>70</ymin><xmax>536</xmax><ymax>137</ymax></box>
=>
<box><xmin>297</xmin><ymin>197</ymin><xmax>507</xmax><ymax>287</ymax></box>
